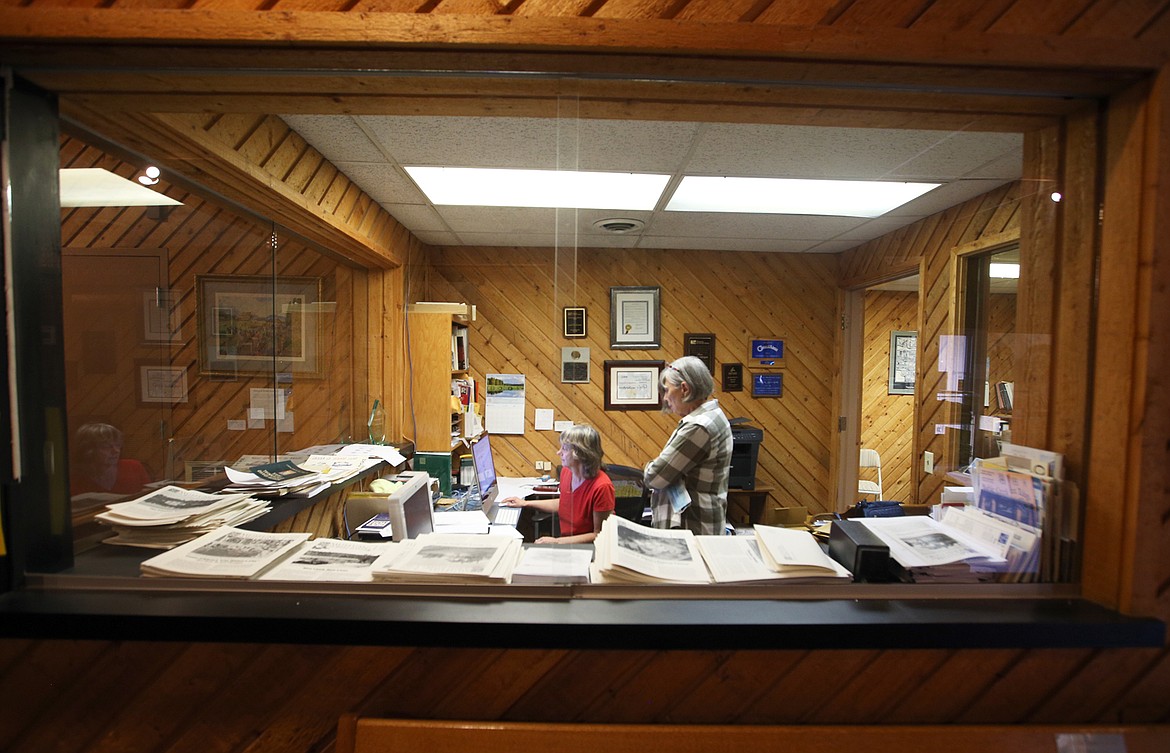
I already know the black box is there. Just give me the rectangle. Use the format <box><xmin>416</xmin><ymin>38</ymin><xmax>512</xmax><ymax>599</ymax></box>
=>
<box><xmin>828</xmin><ymin>518</ymin><xmax>894</xmax><ymax>583</ymax></box>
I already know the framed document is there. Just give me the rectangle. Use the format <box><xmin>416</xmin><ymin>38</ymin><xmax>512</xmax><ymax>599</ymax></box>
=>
<box><xmin>609</xmin><ymin>286</ymin><xmax>661</xmax><ymax>349</ymax></box>
<box><xmin>561</xmin><ymin>346</ymin><xmax>590</xmax><ymax>383</ymax></box>
<box><xmin>563</xmin><ymin>306</ymin><xmax>587</xmax><ymax>338</ymax></box>
<box><xmin>722</xmin><ymin>362</ymin><xmax>744</xmax><ymax>392</ymax></box>
<box><xmin>603</xmin><ymin>360</ymin><xmax>665</xmax><ymax>410</ymax></box>
<box><xmin>889</xmin><ymin>330</ymin><xmax>917</xmax><ymax>395</ymax></box>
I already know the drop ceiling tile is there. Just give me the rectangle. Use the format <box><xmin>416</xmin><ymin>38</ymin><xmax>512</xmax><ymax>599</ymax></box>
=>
<box><xmin>381</xmin><ymin>203</ymin><xmax>450</xmax><ymax>233</ymax></box>
<box><xmin>886</xmin><ymin>178</ymin><xmax>1013</xmax><ymax>217</ymax></box>
<box><xmin>638</xmin><ymin>236</ymin><xmax>822</xmax><ymax>252</ymax></box>
<box><xmin>358</xmin><ymin>116</ymin><xmax>562</xmax><ymax>169</ymax></box>
<box><xmin>454</xmin><ymin>231</ymin><xmax>559</xmax><ymax>247</ymax></box>
<box><xmin>650</xmin><ymin>211</ymin><xmax>866</xmax><ymax>239</ymax></box>
<box><xmin>335</xmin><ymin>162</ymin><xmax>423</xmax><ymax>204</ymax></box>
<box><xmin>281</xmin><ymin>115</ymin><xmax>384</xmax><ymax>162</ymax></box>
<box><xmin>411</xmin><ymin>230</ymin><xmax>465</xmax><ymax>246</ymax></box>
<box><xmin>436</xmin><ymin>206</ymin><xmax>558</xmax><ymax>234</ymax></box>
<box><xmin>890</xmin><ymin>133</ymin><xmax>1023</xmax><ymax>179</ymax></box>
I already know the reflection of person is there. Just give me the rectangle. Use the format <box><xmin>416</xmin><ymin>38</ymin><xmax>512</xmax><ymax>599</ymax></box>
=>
<box><xmin>643</xmin><ymin>356</ymin><xmax>733</xmax><ymax>534</ymax></box>
<box><xmin>501</xmin><ymin>424</ymin><xmax>615</xmax><ymax>544</ymax></box>
<box><xmin>70</xmin><ymin>423</ymin><xmax>152</xmax><ymax>496</ymax></box>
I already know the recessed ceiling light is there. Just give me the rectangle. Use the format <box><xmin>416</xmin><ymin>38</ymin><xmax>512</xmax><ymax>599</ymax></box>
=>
<box><xmin>404</xmin><ymin>166</ymin><xmax>669</xmax><ymax>210</ymax></box>
<box><xmin>990</xmin><ymin>263</ymin><xmax>1020</xmax><ymax>279</ymax></box>
<box><xmin>666</xmin><ymin>176</ymin><xmax>942</xmax><ymax>218</ymax></box>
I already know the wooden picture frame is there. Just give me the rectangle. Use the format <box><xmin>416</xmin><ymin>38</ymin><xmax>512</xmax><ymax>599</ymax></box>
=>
<box><xmin>749</xmin><ymin>337</ymin><xmax>785</xmax><ymax>367</ymax></box>
<box><xmin>196</xmin><ymin>274</ymin><xmax>323</xmax><ymax>378</ymax></box>
<box><xmin>138</xmin><ymin>363</ymin><xmax>188</xmax><ymax>404</ymax></box>
<box><xmin>563</xmin><ymin>306</ymin><xmax>587</xmax><ymax>338</ymax></box>
<box><xmin>889</xmin><ymin>330</ymin><xmax>918</xmax><ymax>395</ymax></box>
<box><xmin>609</xmin><ymin>286</ymin><xmax>661</xmax><ymax>349</ymax></box>
<box><xmin>604</xmin><ymin>360</ymin><xmax>665</xmax><ymax>410</ymax></box>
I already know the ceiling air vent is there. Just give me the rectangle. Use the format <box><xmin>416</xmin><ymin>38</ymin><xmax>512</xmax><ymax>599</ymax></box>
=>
<box><xmin>593</xmin><ymin>218</ymin><xmax>645</xmax><ymax>234</ymax></box>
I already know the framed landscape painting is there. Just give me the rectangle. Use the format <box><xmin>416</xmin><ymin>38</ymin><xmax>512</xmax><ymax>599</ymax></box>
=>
<box><xmin>197</xmin><ymin>275</ymin><xmax>323</xmax><ymax>378</ymax></box>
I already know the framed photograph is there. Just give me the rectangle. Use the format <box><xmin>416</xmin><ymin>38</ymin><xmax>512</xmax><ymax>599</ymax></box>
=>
<box><xmin>604</xmin><ymin>360</ymin><xmax>665</xmax><ymax>410</ymax></box>
<box><xmin>751</xmin><ymin>371</ymin><xmax>783</xmax><ymax>398</ymax></box>
<box><xmin>749</xmin><ymin>337</ymin><xmax>784</xmax><ymax>367</ymax></box>
<box><xmin>196</xmin><ymin>275</ymin><xmax>323</xmax><ymax>378</ymax></box>
<box><xmin>563</xmin><ymin>306</ymin><xmax>587</xmax><ymax>338</ymax></box>
<box><xmin>889</xmin><ymin>330</ymin><xmax>918</xmax><ymax>395</ymax></box>
<box><xmin>609</xmin><ymin>286</ymin><xmax>661</xmax><ymax>349</ymax></box>
<box><xmin>138</xmin><ymin>363</ymin><xmax>188</xmax><ymax>404</ymax></box>
<box><xmin>142</xmin><ymin>289</ymin><xmax>181</xmax><ymax>342</ymax></box>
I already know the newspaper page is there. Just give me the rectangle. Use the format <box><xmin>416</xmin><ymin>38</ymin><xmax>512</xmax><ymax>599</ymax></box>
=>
<box><xmin>258</xmin><ymin>538</ymin><xmax>394</xmax><ymax>582</ymax></box>
<box><xmin>371</xmin><ymin>533</ymin><xmax>519</xmax><ymax>582</ymax></box>
<box><xmin>695</xmin><ymin>536</ymin><xmax>790</xmax><ymax>583</ymax></box>
<box><xmin>972</xmin><ymin>462</ymin><xmax>1046</xmax><ymax>527</ymax></box>
<box><xmin>596</xmin><ymin>516</ymin><xmax>710</xmax><ymax>583</ymax></box>
<box><xmin>855</xmin><ymin>516</ymin><xmax>1005</xmax><ymax>569</ymax></box>
<box><xmin>511</xmin><ymin>546</ymin><xmax>593</xmax><ymax>585</ymax></box>
<box><xmin>140</xmin><ymin>527</ymin><xmax>311</xmax><ymax>578</ymax></box>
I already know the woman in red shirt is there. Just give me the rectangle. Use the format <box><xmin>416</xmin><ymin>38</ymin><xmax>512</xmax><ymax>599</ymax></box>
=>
<box><xmin>70</xmin><ymin>422</ymin><xmax>153</xmax><ymax>496</ymax></box>
<box><xmin>501</xmin><ymin>424</ymin><xmax>615</xmax><ymax>544</ymax></box>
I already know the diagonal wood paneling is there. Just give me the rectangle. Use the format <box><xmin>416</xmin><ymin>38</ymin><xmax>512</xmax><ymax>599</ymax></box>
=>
<box><xmin>861</xmin><ymin>290</ymin><xmax>917</xmax><ymax>503</ymax></box>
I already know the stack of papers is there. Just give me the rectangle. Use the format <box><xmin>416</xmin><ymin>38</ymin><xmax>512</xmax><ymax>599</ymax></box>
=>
<box><xmin>258</xmin><ymin>538</ymin><xmax>397</xmax><ymax>582</ymax></box>
<box><xmin>511</xmin><ymin>546</ymin><xmax>593</xmax><ymax>585</ymax></box>
<box><xmin>854</xmin><ymin>516</ymin><xmax>1007</xmax><ymax>583</ymax></box>
<box><xmin>698</xmin><ymin>526</ymin><xmax>852</xmax><ymax>584</ymax></box>
<box><xmin>221</xmin><ymin>455</ymin><xmax>379</xmax><ymax>498</ymax></box>
<box><xmin>140</xmin><ymin>526</ymin><xmax>310</xmax><ymax>578</ymax></box>
<box><xmin>369</xmin><ymin>533</ymin><xmax>523</xmax><ymax>584</ymax></box>
<box><xmin>95</xmin><ymin>485</ymin><xmax>271</xmax><ymax>549</ymax></box>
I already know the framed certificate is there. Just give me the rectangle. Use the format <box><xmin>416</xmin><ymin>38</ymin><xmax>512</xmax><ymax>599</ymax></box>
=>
<box><xmin>609</xmin><ymin>286</ymin><xmax>661</xmax><ymax>348</ymax></box>
<box><xmin>563</xmin><ymin>306</ymin><xmax>587</xmax><ymax>338</ymax></box>
<box><xmin>603</xmin><ymin>360</ymin><xmax>665</xmax><ymax>410</ymax></box>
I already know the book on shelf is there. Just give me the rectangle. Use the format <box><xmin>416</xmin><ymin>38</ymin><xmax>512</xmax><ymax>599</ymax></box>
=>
<box><xmin>139</xmin><ymin>526</ymin><xmax>311</xmax><ymax>578</ymax></box>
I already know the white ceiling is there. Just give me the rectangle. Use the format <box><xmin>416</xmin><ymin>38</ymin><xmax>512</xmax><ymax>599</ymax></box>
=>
<box><xmin>280</xmin><ymin>114</ymin><xmax>1023</xmax><ymax>254</ymax></box>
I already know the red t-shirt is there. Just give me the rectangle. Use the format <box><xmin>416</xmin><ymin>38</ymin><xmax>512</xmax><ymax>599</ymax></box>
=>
<box><xmin>70</xmin><ymin>459</ymin><xmax>153</xmax><ymax>496</ymax></box>
<box><xmin>557</xmin><ymin>466</ymin><xmax>615</xmax><ymax>537</ymax></box>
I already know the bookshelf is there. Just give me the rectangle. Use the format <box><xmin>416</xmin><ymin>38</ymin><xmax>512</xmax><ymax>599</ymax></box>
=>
<box><xmin>408</xmin><ymin>309</ymin><xmax>473</xmax><ymax>452</ymax></box>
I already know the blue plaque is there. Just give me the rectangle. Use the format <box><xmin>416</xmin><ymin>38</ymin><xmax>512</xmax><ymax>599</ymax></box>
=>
<box><xmin>751</xmin><ymin>372</ymin><xmax>783</xmax><ymax>398</ymax></box>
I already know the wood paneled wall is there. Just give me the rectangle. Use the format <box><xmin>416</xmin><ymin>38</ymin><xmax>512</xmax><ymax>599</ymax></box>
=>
<box><xmin>860</xmin><ymin>290</ymin><xmax>917</xmax><ymax>504</ymax></box>
<box><xmin>59</xmin><ymin>133</ymin><xmax>368</xmax><ymax>481</ymax></box>
<box><xmin>419</xmin><ymin>246</ymin><xmax>840</xmax><ymax>513</ymax></box>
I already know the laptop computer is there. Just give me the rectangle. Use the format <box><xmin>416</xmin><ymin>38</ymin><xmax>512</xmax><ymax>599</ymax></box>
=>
<box><xmin>470</xmin><ymin>433</ymin><xmax>521</xmax><ymax>527</ymax></box>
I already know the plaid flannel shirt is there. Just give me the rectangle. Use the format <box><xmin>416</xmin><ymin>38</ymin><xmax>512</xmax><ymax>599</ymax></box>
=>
<box><xmin>643</xmin><ymin>399</ymin><xmax>733</xmax><ymax>534</ymax></box>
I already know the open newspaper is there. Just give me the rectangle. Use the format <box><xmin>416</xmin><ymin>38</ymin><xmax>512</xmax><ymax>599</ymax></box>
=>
<box><xmin>140</xmin><ymin>526</ymin><xmax>311</xmax><ymax>578</ymax></box>
<box><xmin>696</xmin><ymin>532</ymin><xmax>852</xmax><ymax>585</ymax></box>
<box><xmin>511</xmin><ymin>546</ymin><xmax>593</xmax><ymax>585</ymax></box>
<box><xmin>741</xmin><ymin>524</ymin><xmax>852</xmax><ymax>582</ymax></box>
<box><xmin>369</xmin><ymin>533</ymin><xmax>523</xmax><ymax>584</ymax></box>
<box><xmin>854</xmin><ymin>515</ymin><xmax>1007</xmax><ymax>583</ymax></box>
<box><xmin>258</xmin><ymin>538</ymin><xmax>395</xmax><ymax>582</ymax></box>
<box><xmin>591</xmin><ymin>516</ymin><xmax>711</xmax><ymax>584</ymax></box>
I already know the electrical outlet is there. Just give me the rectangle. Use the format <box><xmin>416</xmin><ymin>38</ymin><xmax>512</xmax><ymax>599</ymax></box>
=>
<box><xmin>923</xmin><ymin>451</ymin><xmax>935</xmax><ymax>474</ymax></box>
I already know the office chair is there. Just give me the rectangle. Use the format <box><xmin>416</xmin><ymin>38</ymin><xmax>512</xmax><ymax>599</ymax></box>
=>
<box><xmin>858</xmin><ymin>448</ymin><xmax>883</xmax><ymax>501</ymax></box>
<box><xmin>603</xmin><ymin>464</ymin><xmax>651</xmax><ymax>524</ymax></box>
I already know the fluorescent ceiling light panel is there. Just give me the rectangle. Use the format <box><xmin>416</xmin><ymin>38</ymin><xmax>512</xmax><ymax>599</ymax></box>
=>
<box><xmin>405</xmin><ymin>166</ymin><xmax>670</xmax><ymax>210</ymax></box>
<box><xmin>59</xmin><ymin>168</ymin><xmax>183</xmax><ymax>208</ymax></box>
<box><xmin>989</xmin><ymin>263</ymin><xmax>1021</xmax><ymax>279</ymax></box>
<box><xmin>666</xmin><ymin>176</ymin><xmax>941</xmax><ymax>217</ymax></box>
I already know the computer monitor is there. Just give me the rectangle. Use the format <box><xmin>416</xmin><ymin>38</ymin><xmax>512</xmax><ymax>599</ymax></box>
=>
<box><xmin>470</xmin><ymin>432</ymin><xmax>498</xmax><ymax>501</ymax></box>
<box><xmin>385</xmin><ymin>471</ymin><xmax>435</xmax><ymax>541</ymax></box>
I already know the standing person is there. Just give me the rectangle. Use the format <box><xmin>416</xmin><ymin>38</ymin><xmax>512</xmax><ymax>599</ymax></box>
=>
<box><xmin>644</xmin><ymin>355</ymin><xmax>733</xmax><ymax>534</ymax></box>
<box><xmin>500</xmin><ymin>424</ymin><xmax>615</xmax><ymax>544</ymax></box>
<box><xmin>70</xmin><ymin>422</ymin><xmax>153</xmax><ymax>496</ymax></box>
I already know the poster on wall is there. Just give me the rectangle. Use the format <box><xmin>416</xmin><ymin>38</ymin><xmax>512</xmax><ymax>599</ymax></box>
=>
<box><xmin>486</xmin><ymin>373</ymin><xmax>526</xmax><ymax>434</ymax></box>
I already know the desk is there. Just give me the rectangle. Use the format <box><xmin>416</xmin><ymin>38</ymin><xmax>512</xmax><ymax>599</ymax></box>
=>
<box><xmin>727</xmin><ymin>484</ymin><xmax>775</xmax><ymax>526</ymax></box>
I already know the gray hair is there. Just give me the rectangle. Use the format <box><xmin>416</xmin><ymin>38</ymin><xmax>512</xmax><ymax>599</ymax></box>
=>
<box><xmin>559</xmin><ymin>424</ymin><xmax>604</xmax><ymax>478</ymax></box>
<box><xmin>661</xmin><ymin>355</ymin><xmax>714</xmax><ymax>403</ymax></box>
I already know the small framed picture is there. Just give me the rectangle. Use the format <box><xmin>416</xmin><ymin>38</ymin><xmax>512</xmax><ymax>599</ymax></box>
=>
<box><xmin>604</xmin><ymin>360</ymin><xmax>665</xmax><ymax>410</ymax></box>
<box><xmin>889</xmin><ymin>330</ymin><xmax>918</xmax><ymax>395</ymax></box>
<box><xmin>138</xmin><ymin>363</ymin><xmax>189</xmax><ymax>404</ymax></box>
<box><xmin>563</xmin><ymin>306</ymin><xmax>587</xmax><ymax>338</ymax></box>
<box><xmin>562</xmin><ymin>347</ymin><xmax>590</xmax><ymax>383</ymax></box>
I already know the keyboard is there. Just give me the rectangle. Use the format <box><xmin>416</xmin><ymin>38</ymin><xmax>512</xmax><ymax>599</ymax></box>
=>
<box><xmin>493</xmin><ymin>505</ymin><xmax>521</xmax><ymax>527</ymax></box>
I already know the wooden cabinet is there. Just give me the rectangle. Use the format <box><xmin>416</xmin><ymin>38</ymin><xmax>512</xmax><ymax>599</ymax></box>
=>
<box><xmin>408</xmin><ymin>311</ymin><xmax>470</xmax><ymax>452</ymax></box>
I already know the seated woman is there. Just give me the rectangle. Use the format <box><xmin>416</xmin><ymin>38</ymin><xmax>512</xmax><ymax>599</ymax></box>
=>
<box><xmin>501</xmin><ymin>424</ymin><xmax>615</xmax><ymax>544</ymax></box>
<box><xmin>70</xmin><ymin>422</ymin><xmax>152</xmax><ymax>496</ymax></box>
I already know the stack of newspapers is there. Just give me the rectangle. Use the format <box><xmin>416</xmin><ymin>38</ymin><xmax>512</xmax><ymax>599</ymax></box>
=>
<box><xmin>95</xmin><ymin>485</ymin><xmax>271</xmax><ymax>549</ymax></box>
<box><xmin>853</xmin><ymin>515</ymin><xmax>1008</xmax><ymax>583</ymax></box>
<box><xmin>140</xmin><ymin>527</ymin><xmax>311</xmax><ymax>578</ymax></box>
<box><xmin>369</xmin><ymin>532</ymin><xmax>523</xmax><ymax>584</ymax></box>
<box><xmin>591</xmin><ymin>516</ymin><xmax>852</xmax><ymax>585</ymax></box>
